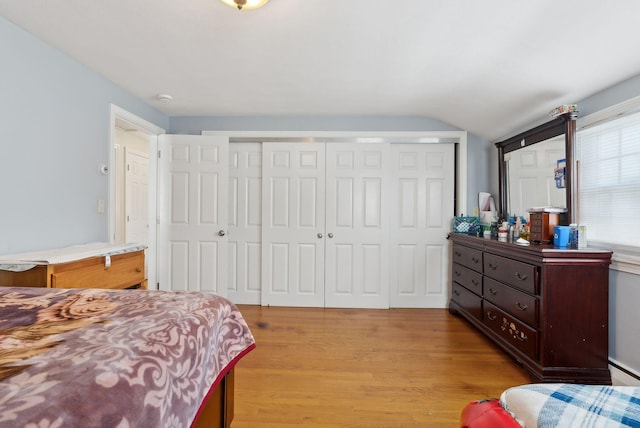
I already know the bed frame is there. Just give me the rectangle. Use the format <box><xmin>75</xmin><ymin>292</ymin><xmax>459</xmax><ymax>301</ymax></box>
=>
<box><xmin>193</xmin><ymin>369</ymin><xmax>235</xmax><ymax>428</ymax></box>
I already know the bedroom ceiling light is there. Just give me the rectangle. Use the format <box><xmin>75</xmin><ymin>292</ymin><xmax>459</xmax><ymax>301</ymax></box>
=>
<box><xmin>220</xmin><ymin>0</ymin><xmax>269</xmax><ymax>10</ymax></box>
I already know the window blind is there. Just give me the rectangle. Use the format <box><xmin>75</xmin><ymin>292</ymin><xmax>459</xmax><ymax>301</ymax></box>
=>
<box><xmin>576</xmin><ymin>111</ymin><xmax>640</xmax><ymax>247</ymax></box>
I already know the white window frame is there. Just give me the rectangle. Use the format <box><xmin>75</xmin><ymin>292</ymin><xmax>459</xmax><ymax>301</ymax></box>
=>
<box><xmin>577</xmin><ymin>96</ymin><xmax>640</xmax><ymax>274</ymax></box>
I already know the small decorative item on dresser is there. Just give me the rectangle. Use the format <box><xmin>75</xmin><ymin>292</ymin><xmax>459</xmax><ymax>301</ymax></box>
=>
<box><xmin>453</xmin><ymin>216</ymin><xmax>481</xmax><ymax>236</ymax></box>
<box><xmin>578</xmin><ymin>225</ymin><xmax>588</xmax><ymax>248</ymax></box>
<box><xmin>569</xmin><ymin>223</ymin><xmax>579</xmax><ymax>249</ymax></box>
<box><xmin>527</xmin><ymin>207</ymin><xmax>568</xmax><ymax>244</ymax></box>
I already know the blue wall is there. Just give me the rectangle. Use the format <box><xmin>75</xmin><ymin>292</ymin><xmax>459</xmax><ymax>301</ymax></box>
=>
<box><xmin>170</xmin><ymin>115</ymin><xmax>460</xmax><ymax>134</ymax></box>
<box><xmin>0</xmin><ymin>18</ymin><xmax>169</xmax><ymax>254</ymax></box>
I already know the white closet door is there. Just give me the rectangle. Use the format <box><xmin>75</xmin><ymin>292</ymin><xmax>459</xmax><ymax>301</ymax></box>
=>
<box><xmin>227</xmin><ymin>142</ymin><xmax>262</xmax><ymax>304</ymax></box>
<box><xmin>390</xmin><ymin>144</ymin><xmax>454</xmax><ymax>308</ymax></box>
<box><xmin>324</xmin><ymin>143</ymin><xmax>390</xmax><ymax>308</ymax></box>
<box><xmin>262</xmin><ymin>142</ymin><xmax>326</xmax><ymax>307</ymax></box>
<box><xmin>157</xmin><ymin>135</ymin><xmax>228</xmax><ymax>294</ymax></box>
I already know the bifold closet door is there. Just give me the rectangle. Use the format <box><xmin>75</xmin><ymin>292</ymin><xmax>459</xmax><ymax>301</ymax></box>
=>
<box><xmin>389</xmin><ymin>143</ymin><xmax>454</xmax><ymax>308</ymax></box>
<box><xmin>324</xmin><ymin>143</ymin><xmax>390</xmax><ymax>308</ymax></box>
<box><xmin>157</xmin><ymin>134</ymin><xmax>229</xmax><ymax>294</ymax></box>
<box><xmin>227</xmin><ymin>142</ymin><xmax>262</xmax><ymax>304</ymax></box>
<box><xmin>261</xmin><ymin>143</ymin><xmax>326</xmax><ymax>307</ymax></box>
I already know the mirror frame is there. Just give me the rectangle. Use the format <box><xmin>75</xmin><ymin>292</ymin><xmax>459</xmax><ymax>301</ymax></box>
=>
<box><xmin>495</xmin><ymin>112</ymin><xmax>577</xmax><ymax>223</ymax></box>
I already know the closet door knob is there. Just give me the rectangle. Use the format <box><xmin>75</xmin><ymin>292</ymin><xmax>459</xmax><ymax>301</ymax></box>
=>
<box><xmin>218</xmin><ymin>230</ymin><xmax>226</xmax><ymax>236</ymax></box>
<box><xmin>328</xmin><ymin>233</ymin><xmax>334</xmax><ymax>238</ymax></box>
<box><xmin>317</xmin><ymin>233</ymin><xmax>323</xmax><ymax>239</ymax></box>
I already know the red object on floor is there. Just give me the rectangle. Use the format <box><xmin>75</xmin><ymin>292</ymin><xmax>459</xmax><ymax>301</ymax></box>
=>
<box><xmin>460</xmin><ymin>399</ymin><xmax>521</xmax><ymax>428</ymax></box>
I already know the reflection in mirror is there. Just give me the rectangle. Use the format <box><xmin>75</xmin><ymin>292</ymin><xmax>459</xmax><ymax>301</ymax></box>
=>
<box><xmin>496</xmin><ymin>112</ymin><xmax>576</xmax><ymax>222</ymax></box>
<box><xmin>505</xmin><ymin>135</ymin><xmax>566</xmax><ymax>217</ymax></box>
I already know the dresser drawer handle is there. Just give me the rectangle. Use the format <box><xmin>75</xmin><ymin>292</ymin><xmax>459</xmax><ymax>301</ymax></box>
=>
<box><xmin>486</xmin><ymin>311</ymin><xmax>497</xmax><ymax>321</ymax></box>
<box><xmin>472</xmin><ymin>257</ymin><xmax>480</xmax><ymax>264</ymax></box>
<box><xmin>454</xmin><ymin>270</ymin><xmax>461</xmax><ymax>277</ymax></box>
<box><xmin>488</xmin><ymin>288</ymin><xmax>497</xmax><ymax>295</ymax></box>
<box><xmin>516</xmin><ymin>302</ymin><xmax>528</xmax><ymax>311</ymax></box>
<box><xmin>471</xmin><ymin>279</ymin><xmax>479</xmax><ymax>286</ymax></box>
<box><xmin>515</xmin><ymin>272</ymin><xmax>527</xmax><ymax>281</ymax></box>
<box><xmin>515</xmin><ymin>333</ymin><xmax>528</xmax><ymax>342</ymax></box>
<box><xmin>488</xmin><ymin>263</ymin><xmax>497</xmax><ymax>271</ymax></box>
<box><xmin>453</xmin><ymin>289</ymin><xmax>461</xmax><ymax>296</ymax></box>
<box><xmin>455</xmin><ymin>250</ymin><xmax>462</xmax><ymax>257</ymax></box>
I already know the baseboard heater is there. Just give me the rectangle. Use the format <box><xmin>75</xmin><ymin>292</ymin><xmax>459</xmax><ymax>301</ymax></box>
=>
<box><xmin>609</xmin><ymin>358</ymin><xmax>640</xmax><ymax>384</ymax></box>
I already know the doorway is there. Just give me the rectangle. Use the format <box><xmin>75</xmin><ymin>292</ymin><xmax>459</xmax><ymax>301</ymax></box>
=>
<box><xmin>109</xmin><ymin>105</ymin><xmax>165</xmax><ymax>290</ymax></box>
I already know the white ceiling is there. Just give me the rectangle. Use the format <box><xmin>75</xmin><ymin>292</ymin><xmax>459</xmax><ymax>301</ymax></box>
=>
<box><xmin>3</xmin><ymin>0</ymin><xmax>640</xmax><ymax>141</ymax></box>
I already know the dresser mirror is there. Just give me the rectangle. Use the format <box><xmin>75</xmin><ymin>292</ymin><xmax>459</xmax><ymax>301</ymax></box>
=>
<box><xmin>495</xmin><ymin>112</ymin><xmax>577</xmax><ymax>222</ymax></box>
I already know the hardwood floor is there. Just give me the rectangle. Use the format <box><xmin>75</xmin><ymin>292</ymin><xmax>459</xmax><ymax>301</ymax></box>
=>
<box><xmin>232</xmin><ymin>305</ymin><xmax>530</xmax><ymax>427</ymax></box>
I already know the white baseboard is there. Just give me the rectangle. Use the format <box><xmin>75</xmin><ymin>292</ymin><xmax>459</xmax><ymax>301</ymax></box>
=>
<box><xmin>609</xmin><ymin>359</ymin><xmax>640</xmax><ymax>386</ymax></box>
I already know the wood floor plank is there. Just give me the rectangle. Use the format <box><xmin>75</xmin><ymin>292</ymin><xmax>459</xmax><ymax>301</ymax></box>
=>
<box><xmin>232</xmin><ymin>305</ymin><xmax>530</xmax><ymax>427</ymax></box>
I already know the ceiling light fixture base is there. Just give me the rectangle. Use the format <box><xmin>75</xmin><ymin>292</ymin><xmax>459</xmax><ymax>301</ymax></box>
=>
<box><xmin>219</xmin><ymin>0</ymin><xmax>269</xmax><ymax>11</ymax></box>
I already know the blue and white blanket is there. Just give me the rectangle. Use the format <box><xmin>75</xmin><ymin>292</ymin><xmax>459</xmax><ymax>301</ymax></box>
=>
<box><xmin>500</xmin><ymin>383</ymin><xmax>640</xmax><ymax>427</ymax></box>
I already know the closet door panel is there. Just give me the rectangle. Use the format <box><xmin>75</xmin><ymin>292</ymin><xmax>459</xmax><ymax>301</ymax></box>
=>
<box><xmin>325</xmin><ymin>143</ymin><xmax>390</xmax><ymax>308</ymax></box>
<box><xmin>262</xmin><ymin>143</ymin><xmax>326</xmax><ymax>307</ymax></box>
<box><xmin>227</xmin><ymin>142</ymin><xmax>262</xmax><ymax>304</ymax></box>
<box><xmin>390</xmin><ymin>144</ymin><xmax>454</xmax><ymax>307</ymax></box>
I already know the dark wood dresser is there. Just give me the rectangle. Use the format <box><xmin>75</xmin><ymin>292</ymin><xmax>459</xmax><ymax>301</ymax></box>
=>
<box><xmin>449</xmin><ymin>233</ymin><xmax>612</xmax><ymax>384</ymax></box>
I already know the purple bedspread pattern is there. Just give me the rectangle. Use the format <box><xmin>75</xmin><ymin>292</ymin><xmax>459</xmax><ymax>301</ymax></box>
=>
<box><xmin>0</xmin><ymin>287</ymin><xmax>255</xmax><ymax>427</ymax></box>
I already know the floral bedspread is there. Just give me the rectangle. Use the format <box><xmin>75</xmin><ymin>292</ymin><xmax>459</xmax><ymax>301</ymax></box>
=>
<box><xmin>0</xmin><ymin>287</ymin><xmax>255</xmax><ymax>427</ymax></box>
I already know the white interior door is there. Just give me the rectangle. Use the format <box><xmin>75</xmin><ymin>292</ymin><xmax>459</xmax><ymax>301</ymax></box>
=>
<box><xmin>228</xmin><ymin>142</ymin><xmax>262</xmax><ymax>304</ymax></box>
<box><xmin>390</xmin><ymin>143</ymin><xmax>455</xmax><ymax>308</ymax></box>
<box><xmin>124</xmin><ymin>148</ymin><xmax>149</xmax><ymax>245</ymax></box>
<box><xmin>262</xmin><ymin>142</ymin><xmax>326</xmax><ymax>307</ymax></box>
<box><xmin>158</xmin><ymin>134</ymin><xmax>229</xmax><ymax>294</ymax></box>
<box><xmin>324</xmin><ymin>143</ymin><xmax>390</xmax><ymax>308</ymax></box>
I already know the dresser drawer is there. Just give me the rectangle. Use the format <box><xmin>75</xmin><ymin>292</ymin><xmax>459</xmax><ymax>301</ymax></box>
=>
<box><xmin>483</xmin><ymin>253</ymin><xmax>538</xmax><ymax>294</ymax></box>
<box><xmin>451</xmin><ymin>282</ymin><xmax>482</xmax><ymax>321</ymax></box>
<box><xmin>51</xmin><ymin>252</ymin><xmax>145</xmax><ymax>289</ymax></box>
<box><xmin>484</xmin><ymin>301</ymin><xmax>538</xmax><ymax>361</ymax></box>
<box><xmin>484</xmin><ymin>277</ymin><xmax>538</xmax><ymax>327</ymax></box>
<box><xmin>452</xmin><ymin>263</ymin><xmax>483</xmax><ymax>296</ymax></box>
<box><xmin>452</xmin><ymin>244</ymin><xmax>483</xmax><ymax>273</ymax></box>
